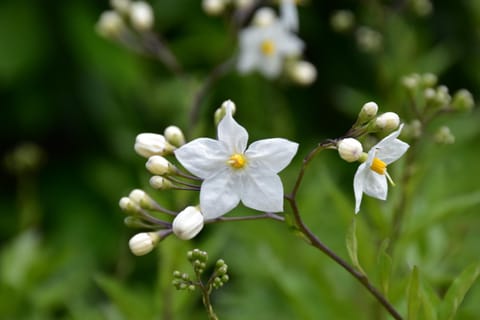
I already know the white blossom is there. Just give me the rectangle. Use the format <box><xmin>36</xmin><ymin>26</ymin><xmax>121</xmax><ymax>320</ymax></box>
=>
<box><xmin>172</xmin><ymin>206</ymin><xmax>204</xmax><ymax>240</ymax></box>
<box><xmin>353</xmin><ymin>125</ymin><xmax>409</xmax><ymax>213</ymax></box>
<box><xmin>174</xmin><ymin>101</ymin><xmax>298</xmax><ymax>219</ymax></box>
<box><xmin>237</xmin><ymin>21</ymin><xmax>304</xmax><ymax>78</ymax></box>
<box><xmin>280</xmin><ymin>0</ymin><xmax>299</xmax><ymax>32</ymax></box>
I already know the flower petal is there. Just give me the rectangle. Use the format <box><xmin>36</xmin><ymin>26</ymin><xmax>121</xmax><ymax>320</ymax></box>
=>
<box><xmin>217</xmin><ymin>106</ymin><xmax>248</xmax><ymax>154</ymax></box>
<box><xmin>280</xmin><ymin>0</ymin><xmax>299</xmax><ymax>32</ymax></box>
<box><xmin>362</xmin><ymin>171</ymin><xmax>388</xmax><ymax>201</ymax></box>
<box><xmin>245</xmin><ymin>138</ymin><xmax>298</xmax><ymax>173</ymax></box>
<box><xmin>376</xmin><ymin>139</ymin><xmax>409</xmax><ymax>164</ymax></box>
<box><xmin>240</xmin><ymin>168</ymin><xmax>284</xmax><ymax>212</ymax></box>
<box><xmin>259</xmin><ymin>54</ymin><xmax>283</xmax><ymax>78</ymax></box>
<box><xmin>174</xmin><ymin>138</ymin><xmax>228</xmax><ymax>179</ymax></box>
<box><xmin>353</xmin><ymin>163</ymin><xmax>367</xmax><ymax>214</ymax></box>
<box><xmin>200</xmin><ymin>170</ymin><xmax>241</xmax><ymax>219</ymax></box>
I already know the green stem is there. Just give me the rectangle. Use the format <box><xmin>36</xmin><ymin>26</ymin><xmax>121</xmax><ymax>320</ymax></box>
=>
<box><xmin>287</xmin><ymin>141</ymin><xmax>403</xmax><ymax>320</ymax></box>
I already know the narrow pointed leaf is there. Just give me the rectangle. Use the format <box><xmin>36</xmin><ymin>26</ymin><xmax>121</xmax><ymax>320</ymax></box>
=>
<box><xmin>407</xmin><ymin>266</ymin><xmax>420</xmax><ymax>320</ymax></box>
<box><xmin>440</xmin><ymin>262</ymin><xmax>480</xmax><ymax>320</ymax></box>
<box><xmin>345</xmin><ymin>218</ymin><xmax>365</xmax><ymax>275</ymax></box>
<box><xmin>377</xmin><ymin>240</ymin><xmax>392</xmax><ymax>295</ymax></box>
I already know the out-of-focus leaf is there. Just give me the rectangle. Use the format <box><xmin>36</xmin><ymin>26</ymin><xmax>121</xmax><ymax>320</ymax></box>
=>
<box><xmin>0</xmin><ymin>230</ymin><xmax>40</xmax><ymax>289</ymax></box>
<box><xmin>0</xmin><ymin>1</ymin><xmax>48</xmax><ymax>84</ymax></box>
<box><xmin>95</xmin><ymin>274</ymin><xmax>154</xmax><ymax>319</ymax></box>
<box><xmin>407</xmin><ymin>266</ymin><xmax>420</xmax><ymax>320</ymax></box>
<box><xmin>377</xmin><ymin>240</ymin><xmax>392</xmax><ymax>295</ymax></box>
<box><xmin>346</xmin><ymin>218</ymin><xmax>365</xmax><ymax>275</ymax></box>
<box><xmin>421</xmin><ymin>278</ymin><xmax>439</xmax><ymax>320</ymax></box>
<box><xmin>439</xmin><ymin>263</ymin><xmax>480</xmax><ymax>320</ymax></box>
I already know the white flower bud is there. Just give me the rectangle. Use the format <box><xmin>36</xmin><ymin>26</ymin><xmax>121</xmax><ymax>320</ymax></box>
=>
<box><xmin>234</xmin><ymin>0</ymin><xmax>254</xmax><ymax>9</ymax></box>
<box><xmin>338</xmin><ymin>138</ymin><xmax>363</xmax><ymax>162</ymax></box>
<box><xmin>129</xmin><ymin>232</ymin><xmax>159</xmax><ymax>256</ymax></box>
<box><xmin>359</xmin><ymin>101</ymin><xmax>378</xmax><ymax>120</ymax></box>
<box><xmin>149</xmin><ymin>176</ymin><xmax>174</xmax><ymax>190</ymax></box>
<box><xmin>128</xmin><ymin>189</ymin><xmax>156</xmax><ymax>209</ymax></box>
<box><xmin>375</xmin><ymin>112</ymin><xmax>400</xmax><ymax>132</ymax></box>
<box><xmin>164</xmin><ymin>126</ymin><xmax>185</xmax><ymax>147</ymax></box>
<box><xmin>96</xmin><ymin>10</ymin><xmax>125</xmax><ymax>38</ymax></box>
<box><xmin>288</xmin><ymin>61</ymin><xmax>317</xmax><ymax>86</ymax></box>
<box><xmin>146</xmin><ymin>156</ymin><xmax>172</xmax><ymax>175</ymax></box>
<box><xmin>129</xmin><ymin>1</ymin><xmax>154</xmax><ymax>31</ymax></box>
<box><xmin>356</xmin><ymin>26</ymin><xmax>382</xmax><ymax>53</ymax></box>
<box><xmin>202</xmin><ymin>0</ymin><xmax>226</xmax><ymax>16</ymax></box>
<box><xmin>134</xmin><ymin>133</ymin><xmax>174</xmax><ymax>158</ymax></box>
<box><xmin>215</xmin><ymin>100</ymin><xmax>237</xmax><ymax>125</ymax></box>
<box><xmin>252</xmin><ymin>7</ymin><xmax>277</xmax><ymax>27</ymax></box>
<box><xmin>119</xmin><ymin>196</ymin><xmax>141</xmax><ymax>213</ymax></box>
<box><xmin>172</xmin><ymin>206</ymin><xmax>204</xmax><ymax>240</ymax></box>
<box><xmin>110</xmin><ymin>0</ymin><xmax>131</xmax><ymax>14</ymax></box>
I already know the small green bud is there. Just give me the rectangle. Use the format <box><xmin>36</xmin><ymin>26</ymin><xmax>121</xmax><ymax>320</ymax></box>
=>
<box><xmin>402</xmin><ymin>73</ymin><xmax>421</xmax><ymax>91</ymax></box>
<box><xmin>173</xmin><ymin>270</ymin><xmax>182</xmax><ymax>278</ymax></box>
<box><xmin>421</xmin><ymin>73</ymin><xmax>437</xmax><ymax>88</ymax></box>
<box><xmin>356</xmin><ymin>26</ymin><xmax>382</xmax><ymax>53</ymax></box>
<box><xmin>452</xmin><ymin>89</ymin><xmax>474</xmax><ymax>112</ymax></box>
<box><xmin>149</xmin><ymin>176</ymin><xmax>174</xmax><ymax>190</ymax></box>
<box><xmin>217</xmin><ymin>265</ymin><xmax>228</xmax><ymax>275</ymax></box>
<box><xmin>215</xmin><ymin>259</ymin><xmax>225</xmax><ymax>268</ymax></box>
<box><xmin>221</xmin><ymin>274</ymin><xmax>229</xmax><ymax>283</ymax></box>
<box><xmin>434</xmin><ymin>126</ymin><xmax>455</xmax><ymax>144</ymax></box>
<box><xmin>179</xmin><ymin>283</ymin><xmax>188</xmax><ymax>290</ymax></box>
<box><xmin>330</xmin><ymin>10</ymin><xmax>355</xmax><ymax>33</ymax></box>
<box><xmin>123</xmin><ymin>216</ymin><xmax>147</xmax><ymax>228</ymax></box>
<box><xmin>129</xmin><ymin>189</ymin><xmax>157</xmax><ymax>210</ymax></box>
<box><xmin>188</xmin><ymin>284</ymin><xmax>196</xmax><ymax>291</ymax></box>
<box><xmin>181</xmin><ymin>273</ymin><xmax>190</xmax><ymax>281</ymax></box>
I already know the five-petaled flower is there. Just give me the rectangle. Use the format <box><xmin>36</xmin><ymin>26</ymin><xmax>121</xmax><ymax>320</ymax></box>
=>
<box><xmin>174</xmin><ymin>101</ymin><xmax>298</xmax><ymax>220</ymax></box>
<box><xmin>237</xmin><ymin>20</ymin><xmax>304</xmax><ymax>78</ymax></box>
<box><xmin>353</xmin><ymin>124</ymin><xmax>409</xmax><ymax>214</ymax></box>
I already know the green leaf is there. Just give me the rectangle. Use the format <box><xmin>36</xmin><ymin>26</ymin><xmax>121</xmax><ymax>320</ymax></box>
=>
<box><xmin>345</xmin><ymin>218</ymin><xmax>365</xmax><ymax>275</ymax></box>
<box><xmin>421</xmin><ymin>279</ymin><xmax>439</xmax><ymax>320</ymax></box>
<box><xmin>407</xmin><ymin>266</ymin><xmax>420</xmax><ymax>320</ymax></box>
<box><xmin>439</xmin><ymin>262</ymin><xmax>480</xmax><ymax>320</ymax></box>
<box><xmin>95</xmin><ymin>274</ymin><xmax>154</xmax><ymax>319</ymax></box>
<box><xmin>377</xmin><ymin>240</ymin><xmax>392</xmax><ymax>295</ymax></box>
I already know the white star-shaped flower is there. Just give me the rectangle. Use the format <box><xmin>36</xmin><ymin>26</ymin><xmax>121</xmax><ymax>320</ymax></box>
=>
<box><xmin>353</xmin><ymin>124</ymin><xmax>409</xmax><ymax>214</ymax></box>
<box><xmin>237</xmin><ymin>21</ymin><xmax>304</xmax><ymax>78</ymax></box>
<box><xmin>174</xmin><ymin>101</ymin><xmax>298</xmax><ymax>220</ymax></box>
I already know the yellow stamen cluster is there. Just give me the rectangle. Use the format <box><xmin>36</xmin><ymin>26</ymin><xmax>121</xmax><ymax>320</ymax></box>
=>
<box><xmin>260</xmin><ymin>40</ymin><xmax>276</xmax><ymax>56</ymax></box>
<box><xmin>228</xmin><ymin>153</ymin><xmax>247</xmax><ymax>169</ymax></box>
<box><xmin>370</xmin><ymin>157</ymin><xmax>386</xmax><ymax>175</ymax></box>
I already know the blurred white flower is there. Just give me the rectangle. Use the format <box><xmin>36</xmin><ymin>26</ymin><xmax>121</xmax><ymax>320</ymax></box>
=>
<box><xmin>237</xmin><ymin>21</ymin><xmax>304</xmax><ymax>78</ymax></box>
<box><xmin>280</xmin><ymin>0</ymin><xmax>299</xmax><ymax>32</ymax></box>
<box><xmin>129</xmin><ymin>1</ymin><xmax>154</xmax><ymax>31</ymax></box>
<box><xmin>353</xmin><ymin>125</ymin><xmax>409</xmax><ymax>213</ymax></box>
<box><xmin>174</xmin><ymin>100</ymin><xmax>298</xmax><ymax>219</ymax></box>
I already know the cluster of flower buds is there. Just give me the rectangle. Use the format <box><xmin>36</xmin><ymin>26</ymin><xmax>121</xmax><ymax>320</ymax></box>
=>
<box><xmin>234</xmin><ymin>0</ymin><xmax>317</xmax><ymax>85</ymax></box>
<box><xmin>334</xmin><ymin>101</ymin><xmax>409</xmax><ymax>213</ymax></box>
<box><xmin>96</xmin><ymin>0</ymin><xmax>154</xmax><ymax>40</ymax></box>
<box><xmin>401</xmin><ymin>72</ymin><xmax>474</xmax><ymax>143</ymax></box>
<box><xmin>330</xmin><ymin>10</ymin><xmax>382</xmax><ymax>53</ymax></box>
<box><xmin>172</xmin><ymin>249</ymin><xmax>229</xmax><ymax>291</ymax></box>
<box><xmin>119</xmin><ymin>124</ymin><xmax>210</xmax><ymax>256</ymax></box>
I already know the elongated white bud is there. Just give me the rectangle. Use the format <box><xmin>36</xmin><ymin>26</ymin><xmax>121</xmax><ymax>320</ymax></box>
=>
<box><xmin>172</xmin><ymin>206</ymin><xmax>204</xmax><ymax>240</ymax></box>
<box><xmin>375</xmin><ymin>112</ymin><xmax>400</xmax><ymax>132</ymax></box>
<box><xmin>149</xmin><ymin>176</ymin><xmax>174</xmax><ymax>190</ymax></box>
<box><xmin>134</xmin><ymin>133</ymin><xmax>175</xmax><ymax>158</ymax></box>
<box><xmin>358</xmin><ymin>101</ymin><xmax>378</xmax><ymax>122</ymax></box>
<box><xmin>164</xmin><ymin>126</ymin><xmax>185</xmax><ymax>147</ymax></box>
<box><xmin>146</xmin><ymin>155</ymin><xmax>173</xmax><ymax>175</ymax></box>
<box><xmin>129</xmin><ymin>232</ymin><xmax>160</xmax><ymax>256</ymax></box>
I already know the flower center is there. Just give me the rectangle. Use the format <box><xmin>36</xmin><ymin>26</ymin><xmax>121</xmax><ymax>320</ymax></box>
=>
<box><xmin>260</xmin><ymin>40</ymin><xmax>276</xmax><ymax>56</ymax></box>
<box><xmin>227</xmin><ymin>153</ymin><xmax>247</xmax><ymax>169</ymax></box>
<box><xmin>370</xmin><ymin>157</ymin><xmax>386</xmax><ymax>175</ymax></box>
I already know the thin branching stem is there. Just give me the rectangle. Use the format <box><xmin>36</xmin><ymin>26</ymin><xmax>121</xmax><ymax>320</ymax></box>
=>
<box><xmin>286</xmin><ymin>141</ymin><xmax>404</xmax><ymax>320</ymax></box>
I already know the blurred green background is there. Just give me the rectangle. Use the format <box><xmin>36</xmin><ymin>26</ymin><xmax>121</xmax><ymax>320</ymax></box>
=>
<box><xmin>1</xmin><ymin>0</ymin><xmax>480</xmax><ymax>319</ymax></box>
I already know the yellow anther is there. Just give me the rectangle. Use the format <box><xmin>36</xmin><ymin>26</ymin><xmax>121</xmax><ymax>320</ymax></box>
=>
<box><xmin>228</xmin><ymin>154</ymin><xmax>247</xmax><ymax>169</ymax></box>
<box><xmin>370</xmin><ymin>157</ymin><xmax>387</xmax><ymax>175</ymax></box>
<box><xmin>260</xmin><ymin>40</ymin><xmax>276</xmax><ymax>56</ymax></box>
